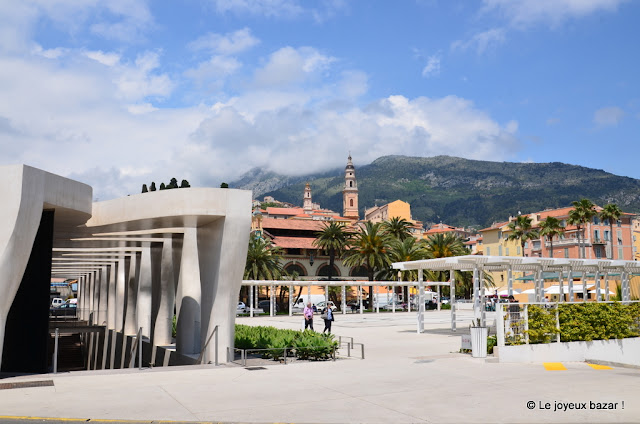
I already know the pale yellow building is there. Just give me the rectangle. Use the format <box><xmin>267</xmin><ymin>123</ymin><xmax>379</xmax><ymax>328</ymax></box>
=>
<box><xmin>479</xmin><ymin>220</ymin><xmax>524</xmax><ymax>287</ymax></box>
<box><xmin>633</xmin><ymin>217</ymin><xmax>640</xmax><ymax>261</ymax></box>
<box><xmin>364</xmin><ymin>199</ymin><xmax>423</xmax><ymax>235</ymax></box>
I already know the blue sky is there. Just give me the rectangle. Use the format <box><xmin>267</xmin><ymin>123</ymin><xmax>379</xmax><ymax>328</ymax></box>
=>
<box><xmin>1</xmin><ymin>0</ymin><xmax>638</xmax><ymax>200</ymax></box>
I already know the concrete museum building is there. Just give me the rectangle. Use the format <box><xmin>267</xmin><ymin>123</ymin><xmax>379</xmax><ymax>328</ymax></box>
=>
<box><xmin>0</xmin><ymin>164</ymin><xmax>251</xmax><ymax>374</ymax></box>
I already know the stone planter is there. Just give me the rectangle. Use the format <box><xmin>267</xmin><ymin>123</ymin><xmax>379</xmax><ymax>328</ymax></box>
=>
<box><xmin>470</xmin><ymin>326</ymin><xmax>488</xmax><ymax>358</ymax></box>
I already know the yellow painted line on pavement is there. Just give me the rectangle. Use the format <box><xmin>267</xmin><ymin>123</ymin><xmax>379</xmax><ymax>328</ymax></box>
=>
<box><xmin>543</xmin><ymin>362</ymin><xmax>567</xmax><ymax>371</ymax></box>
<box><xmin>0</xmin><ymin>418</ymin><xmax>218</xmax><ymax>424</ymax></box>
<box><xmin>588</xmin><ymin>364</ymin><xmax>613</xmax><ymax>370</ymax></box>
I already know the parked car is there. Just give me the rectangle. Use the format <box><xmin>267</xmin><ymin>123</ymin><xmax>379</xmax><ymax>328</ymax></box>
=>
<box><xmin>258</xmin><ymin>299</ymin><xmax>278</xmax><ymax>313</ymax></box>
<box><xmin>50</xmin><ymin>303</ymin><xmax>77</xmax><ymax>317</ymax></box>
<box><xmin>51</xmin><ymin>297</ymin><xmax>64</xmax><ymax>308</ymax></box>
<box><xmin>382</xmin><ymin>301</ymin><xmax>408</xmax><ymax>311</ymax></box>
<box><xmin>315</xmin><ymin>300</ymin><xmax>338</xmax><ymax>312</ymax></box>
<box><xmin>237</xmin><ymin>301</ymin><xmax>247</xmax><ymax>313</ymax></box>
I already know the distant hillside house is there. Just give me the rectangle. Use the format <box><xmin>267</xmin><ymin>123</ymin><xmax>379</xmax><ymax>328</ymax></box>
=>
<box><xmin>423</xmin><ymin>223</ymin><xmax>472</xmax><ymax>240</ymax></box>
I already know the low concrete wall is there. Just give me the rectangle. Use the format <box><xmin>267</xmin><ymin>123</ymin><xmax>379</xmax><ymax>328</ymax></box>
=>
<box><xmin>496</xmin><ymin>337</ymin><xmax>640</xmax><ymax>367</ymax></box>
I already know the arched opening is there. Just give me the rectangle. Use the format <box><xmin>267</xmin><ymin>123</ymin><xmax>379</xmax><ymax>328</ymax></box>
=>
<box><xmin>284</xmin><ymin>263</ymin><xmax>307</xmax><ymax>277</ymax></box>
<box><xmin>349</xmin><ymin>181</ymin><xmax>353</xmax><ymax>187</ymax></box>
<box><xmin>317</xmin><ymin>264</ymin><xmax>341</xmax><ymax>278</ymax></box>
<box><xmin>349</xmin><ymin>199</ymin><xmax>354</xmax><ymax>207</ymax></box>
<box><xmin>350</xmin><ymin>265</ymin><xmax>369</xmax><ymax>277</ymax></box>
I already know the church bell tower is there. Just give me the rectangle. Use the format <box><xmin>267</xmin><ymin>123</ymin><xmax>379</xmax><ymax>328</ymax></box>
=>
<box><xmin>343</xmin><ymin>155</ymin><xmax>359</xmax><ymax>219</ymax></box>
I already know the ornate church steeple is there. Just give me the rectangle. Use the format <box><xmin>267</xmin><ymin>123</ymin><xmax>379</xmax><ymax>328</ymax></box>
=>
<box><xmin>303</xmin><ymin>182</ymin><xmax>313</xmax><ymax>214</ymax></box>
<box><xmin>343</xmin><ymin>155</ymin><xmax>359</xmax><ymax>219</ymax></box>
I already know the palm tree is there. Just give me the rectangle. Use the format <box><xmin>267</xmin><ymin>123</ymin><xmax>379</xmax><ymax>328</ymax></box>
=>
<box><xmin>244</xmin><ymin>236</ymin><xmax>285</xmax><ymax>280</ymax></box>
<box><xmin>538</xmin><ymin>216</ymin><xmax>565</xmax><ymax>258</ymax></box>
<box><xmin>313</xmin><ymin>222</ymin><xmax>350</xmax><ymax>281</ymax></box>
<box><xmin>568</xmin><ymin>199</ymin><xmax>597</xmax><ymax>259</ymax></box>
<box><xmin>599</xmin><ymin>203</ymin><xmax>623</xmax><ymax>259</ymax></box>
<box><xmin>378</xmin><ymin>237</ymin><xmax>428</xmax><ymax>281</ymax></box>
<box><xmin>381</xmin><ymin>217</ymin><xmax>413</xmax><ymax>241</ymax></box>
<box><xmin>343</xmin><ymin>221</ymin><xmax>391</xmax><ymax>306</ymax></box>
<box><xmin>506</xmin><ymin>215</ymin><xmax>539</xmax><ymax>257</ymax></box>
<box><xmin>421</xmin><ymin>233</ymin><xmax>493</xmax><ymax>298</ymax></box>
<box><xmin>423</xmin><ymin>233</ymin><xmax>468</xmax><ymax>259</ymax></box>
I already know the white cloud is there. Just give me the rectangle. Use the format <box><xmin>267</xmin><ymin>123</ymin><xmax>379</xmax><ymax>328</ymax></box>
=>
<box><xmin>594</xmin><ymin>106</ymin><xmax>625</xmax><ymax>127</ymax></box>
<box><xmin>188</xmin><ymin>28</ymin><xmax>260</xmax><ymax>55</ymax></box>
<box><xmin>85</xmin><ymin>50</ymin><xmax>120</xmax><ymax>67</ymax></box>
<box><xmin>482</xmin><ymin>0</ymin><xmax>629</xmax><ymax>28</ymax></box>
<box><xmin>452</xmin><ymin>28</ymin><xmax>506</xmax><ymax>55</ymax></box>
<box><xmin>422</xmin><ymin>55</ymin><xmax>441</xmax><ymax>78</ymax></box>
<box><xmin>253</xmin><ymin>46</ymin><xmax>336</xmax><ymax>88</ymax></box>
<box><xmin>184</xmin><ymin>56</ymin><xmax>242</xmax><ymax>85</ymax></box>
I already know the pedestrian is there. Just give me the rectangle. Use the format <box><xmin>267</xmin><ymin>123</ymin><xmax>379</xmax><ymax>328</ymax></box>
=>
<box><xmin>322</xmin><ymin>306</ymin><xmax>334</xmax><ymax>334</ymax></box>
<box><xmin>303</xmin><ymin>302</ymin><xmax>314</xmax><ymax>331</ymax></box>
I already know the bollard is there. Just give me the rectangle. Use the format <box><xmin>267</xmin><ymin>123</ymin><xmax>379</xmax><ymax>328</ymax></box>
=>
<box><xmin>53</xmin><ymin>328</ymin><xmax>59</xmax><ymax>374</ymax></box>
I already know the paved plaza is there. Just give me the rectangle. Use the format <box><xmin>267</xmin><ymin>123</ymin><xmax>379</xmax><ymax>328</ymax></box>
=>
<box><xmin>0</xmin><ymin>310</ymin><xmax>639</xmax><ymax>423</ymax></box>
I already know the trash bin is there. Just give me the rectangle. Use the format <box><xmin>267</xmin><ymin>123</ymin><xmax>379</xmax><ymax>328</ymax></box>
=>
<box><xmin>470</xmin><ymin>326</ymin><xmax>488</xmax><ymax>358</ymax></box>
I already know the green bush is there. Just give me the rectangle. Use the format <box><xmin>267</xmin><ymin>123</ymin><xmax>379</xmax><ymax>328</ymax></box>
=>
<box><xmin>524</xmin><ymin>302</ymin><xmax>640</xmax><ymax>344</ymax></box>
<box><xmin>235</xmin><ymin>325</ymin><xmax>337</xmax><ymax>361</ymax></box>
<box><xmin>487</xmin><ymin>336</ymin><xmax>496</xmax><ymax>354</ymax></box>
<box><xmin>526</xmin><ymin>305</ymin><xmax>559</xmax><ymax>344</ymax></box>
<box><xmin>441</xmin><ymin>303</ymin><xmax>451</xmax><ymax>310</ymax></box>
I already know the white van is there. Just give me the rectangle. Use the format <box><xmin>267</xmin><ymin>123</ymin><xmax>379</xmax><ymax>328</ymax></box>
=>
<box><xmin>291</xmin><ymin>294</ymin><xmax>326</xmax><ymax>312</ymax></box>
<box><xmin>51</xmin><ymin>298</ymin><xmax>64</xmax><ymax>308</ymax></box>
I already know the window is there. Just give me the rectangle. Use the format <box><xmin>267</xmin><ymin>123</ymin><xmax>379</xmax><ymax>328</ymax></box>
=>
<box><xmin>594</xmin><ymin>229</ymin><xmax>600</xmax><ymax>241</ymax></box>
<box><xmin>486</xmin><ymin>247</ymin><xmax>491</xmax><ymax>255</ymax></box>
<box><xmin>595</xmin><ymin>246</ymin><xmax>602</xmax><ymax>258</ymax></box>
<box><xmin>564</xmin><ymin>248</ymin><xmax>569</xmax><ymax>258</ymax></box>
<box><xmin>505</xmin><ymin>247</ymin><xmax>510</xmax><ymax>256</ymax></box>
<box><xmin>593</xmin><ymin>216</ymin><xmax>600</xmax><ymax>225</ymax></box>
<box><xmin>517</xmin><ymin>246</ymin><xmax>521</xmax><ymax>255</ymax></box>
<box><xmin>618</xmin><ymin>247</ymin><xmax>624</xmax><ymax>259</ymax></box>
<box><xmin>604</xmin><ymin>230</ymin><xmax>610</xmax><ymax>241</ymax></box>
<box><xmin>617</xmin><ymin>230</ymin><xmax>623</xmax><ymax>244</ymax></box>
<box><xmin>498</xmin><ymin>231</ymin><xmax>502</xmax><ymax>239</ymax></box>
<box><xmin>561</xmin><ymin>220</ymin><xmax>566</xmax><ymax>227</ymax></box>
<box><xmin>617</xmin><ymin>220</ymin><xmax>622</xmax><ymax>227</ymax></box>
<box><xmin>350</xmin><ymin>199</ymin><xmax>353</xmax><ymax>207</ymax></box>
<box><xmin>349</xmin><ymin>181</ymin><xmax>353</xmax><ymax>187</ymax></box>
<box><xmin>498</xmin><ymin>245</ymin><xmax>503</xmax><ymax>256</ymax></box>
<box><xmin>603</xmin><ymin>219</ymin><xmax>609</xmax><ymax>226</ymax></box>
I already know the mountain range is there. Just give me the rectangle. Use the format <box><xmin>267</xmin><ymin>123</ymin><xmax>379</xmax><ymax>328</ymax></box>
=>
<box><xmin>230</xmin><ymin>155</ymin><xmax>640</xmax><ymax>228</ymax></box>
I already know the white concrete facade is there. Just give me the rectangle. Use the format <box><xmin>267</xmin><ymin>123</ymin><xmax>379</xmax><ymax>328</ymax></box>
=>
<box><xmin>0</xmin><ymin>165</ymin><xmax>251</xmax><ymax>370</ymax></box>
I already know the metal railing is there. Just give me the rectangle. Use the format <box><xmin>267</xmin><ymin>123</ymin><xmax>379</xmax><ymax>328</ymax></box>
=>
<box><xmin>228</xmin><ymin>345</ymin><xmax>338</xmax><ymax>366</ymax></box>
<box><xmin>197</xmin><ymin>325</ymin><xmax>219</xmax><ymax>366</ymax></box>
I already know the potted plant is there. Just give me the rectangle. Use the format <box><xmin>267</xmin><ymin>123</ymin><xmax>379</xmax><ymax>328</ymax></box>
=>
<box><xmin>470</xmin><ymin>319</ymin><xmax>488</xmax><ymax>358</ymax></box>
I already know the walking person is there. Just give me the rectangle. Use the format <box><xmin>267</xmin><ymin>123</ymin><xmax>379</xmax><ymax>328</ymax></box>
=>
<box><xmin>303</xmin><ymin>302</ymin><xmax>314</xmax><ymax>331</ymax></box>
<box><xmin>322</xmin><ymin>306</ymin><xmax>334</xmax><ymax>334</ymax></box>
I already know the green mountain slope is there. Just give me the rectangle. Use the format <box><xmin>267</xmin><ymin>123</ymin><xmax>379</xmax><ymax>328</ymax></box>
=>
<box><xmin>232</xmin><ymin>155</ymin><xmax>640</xmax><ymax>228</ymax></box>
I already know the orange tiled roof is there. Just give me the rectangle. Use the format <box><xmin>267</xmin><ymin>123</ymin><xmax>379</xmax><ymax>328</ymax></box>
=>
<box><xmin>272</xmin><ymin>236</ymin><xmax>317</xmax><ymax>249</ymax></box>
<box><xmin>266</xmin><ymin>207</ymin><xmax>304</xmax><ymax>215</ymax></box>
<box><xmin>261</xmin><ymin>217</ymin><xmax>328</xmax><ymax>231</ymax></box>
<box><xmin>479</xmin><ymin>221</ymin><xmax>509</xmax><ymax>232</ymax></box>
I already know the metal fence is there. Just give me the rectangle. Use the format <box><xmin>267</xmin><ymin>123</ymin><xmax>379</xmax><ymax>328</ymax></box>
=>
<box><xmin>494</xmin><ymin>301</ymin><xmax>640</xmax><ymax>347</ymax></box>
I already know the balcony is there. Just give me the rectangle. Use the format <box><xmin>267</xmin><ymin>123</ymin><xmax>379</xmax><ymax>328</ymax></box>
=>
<box><xmin>545</xmin><ymin>238</ymin><xmax>585</xmax><ymax>247</ymax></box>
<box><xmin>592</xmin><ymin>238</ymin><xmax>607</xmax><ymax>245</ymax></box>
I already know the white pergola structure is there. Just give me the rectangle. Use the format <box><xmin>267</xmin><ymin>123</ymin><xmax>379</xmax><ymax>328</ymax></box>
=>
<box><xmin>0</xmin><ymin>164</ymin><xmax>251</xmax><ymax>372</ymax></box>
<box><xmin>392</xmin><ymin>255</ymin><xmax>640</xmax><ymax>333</ymax></box>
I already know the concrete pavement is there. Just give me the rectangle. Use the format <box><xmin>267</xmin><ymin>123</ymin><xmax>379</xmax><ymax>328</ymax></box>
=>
<box><xmin>0</xmin><ymin>310</ymin><xmax>638</xmax><ymax>423</ymax></box>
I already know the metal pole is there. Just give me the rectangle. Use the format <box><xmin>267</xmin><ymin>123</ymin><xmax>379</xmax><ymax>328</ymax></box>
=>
<box><xmin>450</xmin><ymin>273</ymin><xmax>456</xmax><ymax>332</ymax></box>
<box><xmin>215</xmin><ymin>328</ymin><xmax>219</xmax><ymax>366</ymax></box>
<box><xmin>582</xmin><ymin>272</ymin><xmax>587</xmax><ymax>303</ymax></box>
<box><xmin>507</xmin><ymin>266</ymin><xmax>513</xmax><ymax>297</ymax></box>
<box><xmin>496</xmin><ymin>304</ymin><xmax>505</xmax><ymax>347</ymax></box>
<box><xmin>375</xmin><ymin>285</ymin><xmax>379</xmax><ymax>313</ymax></box>
<box><xmin>289</xmin><ymin>284</ymin><xmax>293</xmax><ymax>317</ymax></box>
<box><xmin>359</xmin><ymin>285</ymin><xmax>363</xmax><ymax>314</ymax></box>
<box><xmin>341</xmin><ymin>285</ymin><xmax>346</xmax><ymax>315</ymax></box>
<box><xmin>524</xmin><ymin>305</ymin><xmax>529</xmax><ymax>345</ymax></box>
<box><xmin>472</xmin><ymin>268</ymin><xmax>480</xmax><ymax>323</ymax></box>
<box><xmin>555</xmin><ymin>307</ymin><xmax>560</xmax><ymax>343</ymax></box>
<box><xmin>604</xmin><ymin>273</ymin><xmax>610</xmax><ymax>302</ymax></box>
<box><xmin>249</xmin><ymin>284</ymin><xmax>254</xmax><ymax>317</ymax></box>
<box><xmin>53</xmin><ymin>328</ymin><xmax>59</xmax><ymax>374</ymax></box>
<box><xmin>479</xmin><ymin>269</ymin><xmax>486</xmax><ymax>327</ymax></box>
<box><xmin>595</xmin><ymin>271</ymin><xmax>601</xmax><ymax>302</ymax></box>
<box><xmin>417</xmin><ymin>269</ymin><xmax>424</xmax><ymax>334</ymax></box>
<box><xmin>138</xmin><ymin>327</ymin><xmax>143</xmax><ymax>370</ymax></box>
<box><xmin>568</xmin><ymin>271</ymin><xmax>574</xmax><ymax>302</ymax></box>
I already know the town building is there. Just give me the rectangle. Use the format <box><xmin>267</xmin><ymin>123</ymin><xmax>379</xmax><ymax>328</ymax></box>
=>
<box><xmin>364</xmin><ymin>199</ymin><xmax>423</xmax><ymax>236</ymax></box>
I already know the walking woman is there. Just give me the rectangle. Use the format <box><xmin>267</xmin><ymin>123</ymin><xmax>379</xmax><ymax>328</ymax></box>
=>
<box><xmin>322</xmin><ymin>306</ymin><xmax>334</xmax><ymax>334</ymax></box>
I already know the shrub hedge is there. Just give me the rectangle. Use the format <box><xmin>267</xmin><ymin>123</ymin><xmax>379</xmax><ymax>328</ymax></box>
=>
<box><xmin>235</xmin><ymin>324</ymin><xmax>338</xmax><ymax>361</ymax></box>
<box><xmin>523</xmin><ymin>302</ymin><xmax>640</xmax><ymax>344</ymax></box>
